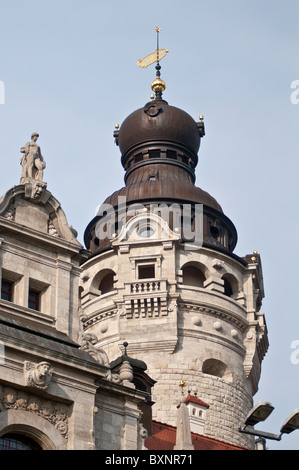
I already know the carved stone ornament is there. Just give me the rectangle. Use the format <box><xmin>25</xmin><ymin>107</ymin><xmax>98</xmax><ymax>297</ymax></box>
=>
<box><xmin>79</xmin><ymin>333</ymin><xmax>123</xmax><ymax>383</ymax></box>
<box><xmin>105</xmin><ymin>370</ymin><xmax>121</xmax><ymax>384</ymax></box>
<box><xmin>24</xmin><ymin>180</ymin><xmax>47</xmax><ymax>202</ymax></box>
<box><xmin>0</xmin><ymin>384</ymin><xmax>69</xmax><ymax>439</ymax></box>
<box><xmin>138</xmin><ymin>421</ymin><xmax>148</xmax><ymax>450</ymax></box>
<box><xmin>48</xmin><ymin>216</ymin><xmax>59</xmax><ymax>237</ymax></box>
<box><xmin>119</xmin><ymin>361</ymin><xmax>135</xmax><ymax>389</ymax></box>
<box><xmin>24</xmin><ymin>361</ymin><xmax>53</xmax><ymax>390</ymax></box>
<box><xmin>3</xmin><ymin>202</ymin><xmax>15</xmax><ymax>221</ymax></box>
<box><xmin>79</xmin><ymin>333</ymin><xmax>110</xmax><ymax>367</ymax></box>
<box><xmin>144</xmin><ymin>102</ymin><xmax>162</xmax><ymax>117</ymax></box>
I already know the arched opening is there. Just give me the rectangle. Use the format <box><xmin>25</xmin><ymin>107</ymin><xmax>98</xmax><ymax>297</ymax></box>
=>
<box><xmin>202</xmin><ymin>358</ymin><xmax>232</xmax><ymax>382</ymax></box>
<box><xmin>181</xmin><ymin>262</ymin><xmax>206</xmax><ymax>288</ymax></box>
<box><xmin>99</xmin><ymin>271</ymin><xmax>115</xmax><ymax>294</ymax></box>
<box><xmin>221</xmin><ymin>273</ymin><xmax>239</xmax><ymax>298</ymax></box>
<box><xmin>0</xmin><ymin>410</ymin><xmax>66</xmax><ymax>450</ymax></box>
<box><xmin>0</xmin><ymin>433</ymin><xmax>42</xmax><ymax>450</ymax></box>
<box><xmin>223</xmin><ymin>278</ymin><xmax>233</xmax><ymax>297</ymax></box>
<box><xmin>202</xmin><ymin>358</ymin><xmax>227</xmax><ymax>378</ymax></box>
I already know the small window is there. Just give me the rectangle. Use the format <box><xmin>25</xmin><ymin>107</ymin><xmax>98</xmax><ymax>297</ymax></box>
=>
<box><xmin>167</xmin><ymin>150</ymin><xmax>177</xmax><ymax>160</ymax></box>
<box><xmin>93</xmin><ymin>237</ymin><xmax>100</xmax><ymax>247</ymax></box>
<box><xmin>210</xmin><ymin>226</ymin><xmax>220</xmax><ymax>240</ymax></box>
<box><xmin>134</xmin><ymin>154</ymin><xmax>143</xmax><ymax>163</ymax></box>
<box><xmin>149</xmin><ymin>149</ymin><xmax>160</xmax><ymax>159</ymax></box>
<box><xmin>27</xmin><ymin>279</ymin><xmax>50</xmax><ymax>314</ymax></box>
<box><xmin>28</xmin><ymin>289</ymin><xmax>40</xmax><ymax>311</ymax></box>
<box><xmin>138</xmin><ymin>226</ymin><xmax>155</xmax><ymax>238</ymax></box>
<box><xmin>138</xmin><ymin>264</ymin><xmax>155</xmax><ymax>279</ymax></box>
<box><xmin>1</xmin><ymin>280</ymin><xmax>13</xmax><ymax>302</ymax></box>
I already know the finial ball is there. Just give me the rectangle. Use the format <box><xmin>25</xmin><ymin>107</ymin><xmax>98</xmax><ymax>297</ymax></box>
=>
<box><xmin>151</xmin><ymin>78</ymin><xmax>166</xmax><ymax>93</ymax></box>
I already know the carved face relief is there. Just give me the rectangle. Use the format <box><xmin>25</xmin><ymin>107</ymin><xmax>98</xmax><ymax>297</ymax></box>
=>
<box><xmin>24</xmin><ymin>361</ymin><xmax>53</xmax><ymax>390</ymax></box>
<box><xmin>32</xmin><ymin>183</ymin><xmax>44</xmax><ymax>199</ymax></box>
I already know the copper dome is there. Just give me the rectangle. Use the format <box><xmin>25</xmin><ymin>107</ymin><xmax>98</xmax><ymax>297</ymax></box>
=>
<box><xmin>115</xmin><ymin>99</ymin><xmax>204</xmax><ymax>171</ymax></box>
<box><xmin>103</xmin><ymin>179</ymin><xmax>223</xmax><ymax>213</ymax></box>
<box><xmin>84</xmin><ymin>94</ymin><xmax>237</xmax><ymax>254</ymax></box>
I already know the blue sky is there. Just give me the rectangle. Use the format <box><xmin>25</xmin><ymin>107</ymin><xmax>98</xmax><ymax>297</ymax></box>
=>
<box><xmin>0</xmin><ymin>0</ymin><xmax>299</xmax><ymax>449</ymax></box>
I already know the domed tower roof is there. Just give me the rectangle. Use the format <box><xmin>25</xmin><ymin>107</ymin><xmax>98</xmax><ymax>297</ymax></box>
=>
<box><xmin>109</xmin><ymin>95</ymin><xmax>223</xmax><ymax>210</ymax></box>
<box><xmin>118</xmin><ymin>98</ymin><xmax>201</xmax><ymax>173</ymax></box>
<box><xmin>84</xmin><ymin>51</ymin><xmax>237</xmax><ymax>255</ymax></box>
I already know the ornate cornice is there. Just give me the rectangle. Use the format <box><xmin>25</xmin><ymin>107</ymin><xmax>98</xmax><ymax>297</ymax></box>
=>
<box><xmin>178</xmin><ymin>302</ymin><xmax>248</xmax><ymax>331</ymax></box>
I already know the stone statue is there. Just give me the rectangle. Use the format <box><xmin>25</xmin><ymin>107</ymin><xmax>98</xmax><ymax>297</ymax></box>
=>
<box><xmin>20</xmin><ymin>132</ymin><xmax>46</xmax><ymax>182</ymax></box>
<box><xmin>79</xmin><ymin>333</ymin><xmax>110</xmax><ymax>367</ymax></box>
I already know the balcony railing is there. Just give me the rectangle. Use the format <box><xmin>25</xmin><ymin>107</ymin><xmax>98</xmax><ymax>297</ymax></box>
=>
<box><xmin>124</xmin><ymin>279</ymin><xmax>168</xmax><ymax>318</ymax></box>
<box><xmin>130</xmin><ymin>280</ymin><xmax>161</xmax><ymax>294</ymax></box>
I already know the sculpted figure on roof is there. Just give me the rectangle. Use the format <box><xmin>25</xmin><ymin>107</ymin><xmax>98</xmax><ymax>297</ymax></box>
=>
<box><xmin>20</xmin><ymin>132</ymin><xmax>46</xmax><ymax>182</ymax></box>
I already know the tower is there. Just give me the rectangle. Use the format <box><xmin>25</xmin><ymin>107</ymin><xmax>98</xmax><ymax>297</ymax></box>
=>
<box><xmin>81</xmin><ymin>33</ymin><xmax>269</xmax><ymax>449</ymax></box>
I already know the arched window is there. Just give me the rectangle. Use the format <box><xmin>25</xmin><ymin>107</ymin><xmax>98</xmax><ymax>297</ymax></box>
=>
<box><xmin>202</xmin><ymin>358</ymin><xmax>227</xmax><ymax>378</ymax></box>
<box><xmin>0</xmin><ymin>433</ymin><xmax>42</xmax><ymax>450</ymax></box>
<box><xmin>202</xmin><ymin>358</ymin><xmax>232</xmax><ymax>383</ymax></box>
<box><xmin>221</xmin><ymin>273</ymin><xmax>239</xmax><ymax>298</ymax></box>
<box><xmin>223</xmin><ymin>278</ymin><xmax>233</xmax><ymax>297</ymax></box>
<box><xmin>99</xmin><ymin>270</ymin><xmax>115</xmax><ymax>295</ymax></box>
<box><xmin>181</xmin><ymin>263</ymin><xmax>206</xmax><ymax>288</ymax></box>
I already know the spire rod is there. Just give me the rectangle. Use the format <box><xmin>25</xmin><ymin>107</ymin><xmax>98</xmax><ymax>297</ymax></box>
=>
<box><xmin>152</xmin><ymin>27</ymin><xmax>165</xmax><ymax>99</ymax></box>
<box><xmin>137</xmin><ymin>27</ymin><xmax>168</xmax><ymax>99</ymax></box>
<box><xmin>155</xmin><ymin>27</ymin><xmax>161</xmax><ymax>82</ymax></box>
<box><xmin>156</xmin><ymin>26</ymin><xmax>160</xmax><ymax>67</ymax></box>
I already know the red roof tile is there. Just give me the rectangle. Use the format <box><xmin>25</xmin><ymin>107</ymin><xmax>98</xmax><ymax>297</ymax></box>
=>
<box><xmin>145</xmin><ymin>421</ymin><xmax>248</xmax><ymax>451</ymax></box>
<box><xmin>185</xmin><ymin>394</ymin><xmax>210</xmax><ymax>408</ymax></box>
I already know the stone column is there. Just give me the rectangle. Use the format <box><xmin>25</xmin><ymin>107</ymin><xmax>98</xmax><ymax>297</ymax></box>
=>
<box><xmin>55</xmin><ymin>254</ymin><xmax>73</xmax><ymax>335</ymax></box>
<box><xmin>174</xmin><ymin>400</ymin><xmax>194</xmax><ymax>451</ymax></box>
<box><xmin>122</xmin><ymin>399</ymin><xmax>142</xmax><ymax>450</ymax></box>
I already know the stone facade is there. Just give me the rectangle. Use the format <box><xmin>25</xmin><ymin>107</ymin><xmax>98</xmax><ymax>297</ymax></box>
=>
<box><xmin>0</xmin><ymin>167</ymin><xmax>152</xmax><ymax>450</ymax></box>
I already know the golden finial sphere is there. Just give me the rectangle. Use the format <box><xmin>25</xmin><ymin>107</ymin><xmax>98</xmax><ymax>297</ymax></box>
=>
<box><xmin>151</xmin><ymin>78</ymin><xmax>166</xmax><ymax>93</ymax></box>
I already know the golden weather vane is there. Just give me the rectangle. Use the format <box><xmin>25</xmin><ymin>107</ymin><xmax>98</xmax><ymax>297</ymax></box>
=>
<box><xmin>137</xmin><ymin>28</ymin><xmax>169</xmax><ymax>98</ymax></box>
<box><xmin>137</xmin><ymin>27</ymin><xmax>169</xmax><ymax>69</ymax></box>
